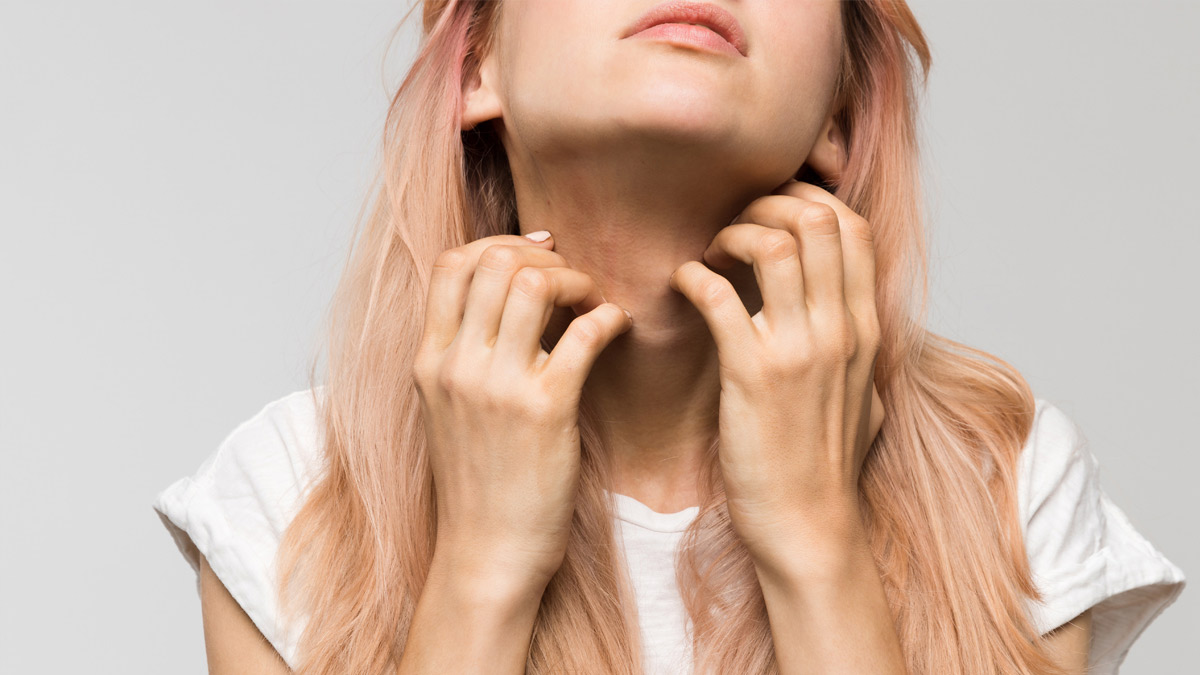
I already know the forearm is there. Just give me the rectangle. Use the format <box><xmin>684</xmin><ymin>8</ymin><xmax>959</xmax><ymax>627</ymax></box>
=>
<box><xmin>753</xmin><ymin>509</ymin><xmax>907</xmax><ymax>675</ymax></box>
<box><xmin>397</xmin><ymin>555</ymin><xmax>547</xmax><ymax>675</ymax></box>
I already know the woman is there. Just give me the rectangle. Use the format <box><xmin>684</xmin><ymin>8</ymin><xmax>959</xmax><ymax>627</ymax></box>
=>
<box><xmin>152</xmin><ymin>1</ymin><xmax>1186</xmax><ymax>673</ymax></box>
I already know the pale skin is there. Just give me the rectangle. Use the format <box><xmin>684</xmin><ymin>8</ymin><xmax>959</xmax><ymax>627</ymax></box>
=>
<box><xmin>197</xmin><ymin>0</ymin><xmax>1095</xmax><ymax>671</ymax></box>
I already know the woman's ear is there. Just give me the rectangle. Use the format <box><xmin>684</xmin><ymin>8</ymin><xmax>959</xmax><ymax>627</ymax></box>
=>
<box><xmin>461</xmin><ymin>52</ymin><xmax>503</xmax><ymax>132</ymax></box>
<box><xmin>797</xmin><ymin>114</ymin><xmax>846</xmax><ymax>186</ymax></box>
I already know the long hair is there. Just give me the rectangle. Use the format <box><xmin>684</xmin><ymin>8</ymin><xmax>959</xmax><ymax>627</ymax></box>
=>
<box><xmin>275</xmin><ymin>1</ymin><xmax>1071</xmax><ymax>673</ymax></box>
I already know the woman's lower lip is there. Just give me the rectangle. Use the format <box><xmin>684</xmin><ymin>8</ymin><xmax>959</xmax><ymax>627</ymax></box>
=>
<box><xmin>628</xmin><ymin>23</ymin><xmax>743</xmax><ymax>57</ymax></box>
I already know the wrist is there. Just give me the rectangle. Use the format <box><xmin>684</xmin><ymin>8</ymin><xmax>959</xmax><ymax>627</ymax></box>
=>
<box><xmin>750</xmin><ymin>501</ymin><xmax>872</xmax><ymax>589</ymax></box>
<box><xmin>428</xmin><ymin>548</ymin><xmax>552</xmax><ymax>612</ymax></box>
<box><xmin>402</xmin><ymin>552</ymin><xmax>549</xmax><ymax>674</ymax></box>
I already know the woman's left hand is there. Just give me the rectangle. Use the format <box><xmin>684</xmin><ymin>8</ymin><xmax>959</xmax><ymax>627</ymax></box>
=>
<box><xmin>669</xmin><ymin>179</ymin><xmax>884</xmax><ymax>579</ymax></box>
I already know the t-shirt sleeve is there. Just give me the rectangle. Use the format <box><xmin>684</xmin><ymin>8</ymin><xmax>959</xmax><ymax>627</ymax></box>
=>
<box><xmin>152</xmin><ymin>387</ymin><xmax>326</xmax><ymax>669</ymax></box>
<box><xmin>1018</xmin><ymin>398</ymin><xmax>1186</xmax><ymax>674</ymax></box>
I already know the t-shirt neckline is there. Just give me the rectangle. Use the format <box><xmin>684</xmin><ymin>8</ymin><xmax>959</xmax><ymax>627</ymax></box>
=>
<box><xmin>605</xmin><ymin>489</ymin><xmax>700</xmax><ymax>533</ymax></box>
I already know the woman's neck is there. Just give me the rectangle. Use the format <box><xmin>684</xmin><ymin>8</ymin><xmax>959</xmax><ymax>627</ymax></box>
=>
<box><xmin>511</xmin><ymin>150</ymin><xmax>772</xmax><ymax>514</ymax></box>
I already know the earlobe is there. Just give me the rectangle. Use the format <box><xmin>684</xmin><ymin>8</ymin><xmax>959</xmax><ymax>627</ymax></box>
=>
<box><xmin>461</xmin><ymin>55</ymin><xmax>504</xmax><ymax>132</ymax></box>
<box><xmin>797</xmin><ymin>116</ymin><xmax>846</xmax><ymax>185</ymax></box>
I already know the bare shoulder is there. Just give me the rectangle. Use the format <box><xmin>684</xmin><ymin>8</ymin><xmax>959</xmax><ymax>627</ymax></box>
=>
<box><xmin>198</xmin><ymin>552</ymin><xmax>293</xmax><ymax>674</ymax></box>
<box><xmin>1041</xmin><ymin>607</ymin><xmax>1093</xmax><ymax>674</ymax></box>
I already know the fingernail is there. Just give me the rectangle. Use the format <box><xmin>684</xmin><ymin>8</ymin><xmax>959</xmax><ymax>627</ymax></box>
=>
<box><xmin>622</xmin><ymin>308</ymin><xmax>633</xmax><ymax>323</ymax></box>
<box><xmin>523</xmin><ymin>230</ymin><xmax>551</xmax><ymax>242</ymax></box>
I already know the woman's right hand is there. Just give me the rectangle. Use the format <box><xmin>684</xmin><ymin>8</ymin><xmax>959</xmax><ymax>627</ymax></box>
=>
<box><xmin>414</xmin><ymin>231</ymin><xmax>632</xmax><ymax>594</ymax></box>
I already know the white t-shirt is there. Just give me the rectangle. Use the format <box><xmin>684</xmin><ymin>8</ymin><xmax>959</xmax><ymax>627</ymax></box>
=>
<box><xmin>152</xmin><ymin>387</ymin><xmax>1185</xmax><ymax>674</ymax></box>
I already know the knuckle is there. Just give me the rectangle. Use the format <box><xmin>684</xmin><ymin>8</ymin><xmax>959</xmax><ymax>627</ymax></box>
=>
<box><xmin>829</xmin><ymin>321</ymin><xmax>858</xmax><ymax>360</ymax></box>
<box><xmin>477</xmin><ymin>244</ymin><xmax>523</xmax><ymax>273</ymax></box>
<box><xmin>477</xmin><ymin>380</ymin><xmax>514</xmax><ymax>411</ymax></box>
<box><xmin>435</xmin><ymin>363</ymin><xmax>469</xmax><ymax>395</ymax></box>
<box><xmin>839</xmin><ymin>330</ymin><xmax>859</xmax><ymax>359</ymax></box>
<box><xmin>433</xmin><ymin>248</ymin><xmax>468</xmax><ymax>272</ymax></box>
<box><xmin>797</xmin><ymin>202</ymin><xmax>841</xmax><ymax>235</ymax></box>
<box><xmin>762</xmin><ymin>347</ymin><xmax>809</xmax><ymax>378</ymax></box>
<box><xmin>412</xmin><ymin>354</ymin><xmax>438</xmax><ymax>391</ymax></box>
<box><xmin>434</xmin><ymin>350</ymin><xmax>484</xmax><ymax>396</ymax></box>
<box><xmin>862</xmin><ymin>323</ymin><xmax>883</xmax><ymax>356</ymax></box>
<box><xmin>758</xmin><ymin>230</ymin><xmax>798</xmax><ymax>264</ymax></box>
<box><xmin>570</xmin><ymin>316</ymin><xmax>603</xmax><ymax>347</ymax></box>
<box><xmin>509</xmin><ymin>391</ymin><xmax>551</xmax><ymax>420</ymax></box>
<box><xmin>510</xmin><ymin>266</ymin><xmax>552</xmax><ymax>298</ymax></box>
<box><xmin>700</xmin><ymin>276</ymin><xmax>734</xmax><ymax>306</ymax></box>
<box><xmin>846</xmin><ymin>215</ymin><xmax>874</xmax><ymax>243</ymax></box>
<box><xmin>854</xmin><ymin>306</ymin><xmax>883</xmax><ymax>343</ymax></box>
<box><xmin>863</xmin><ymin>332</ymin><xmax>882</xmax><ymax>358</ymax></box>
<box><xmin>814</xmin><ymin>314</ymin><xmax>857</xmax><ymax>361</ymax></box>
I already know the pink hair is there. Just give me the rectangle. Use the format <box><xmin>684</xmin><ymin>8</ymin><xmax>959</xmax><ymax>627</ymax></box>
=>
<box><xmin>275</xmin><ymin>1</ymin><xmax>1071</xmax><ymax>672</ymax></box>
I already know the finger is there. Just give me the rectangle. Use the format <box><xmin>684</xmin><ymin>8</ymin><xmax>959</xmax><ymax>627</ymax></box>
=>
<box><xmin>735</xmin><ymin>194</ymin><xmax>845</xmax><ymax>315</ymax></box>
<box><xmin>458</xmin><ymin>243</ymin><xmax>576</xmax><ymax>348</ymax></box>
<box><xmin>495</xmin><ymin>266</ymin><xmax>608</xmax><ymax>368</ymax></box>
<box><xmin>773</xmin><ymin>181</ymin><xmax>878</xmax><ymax>323</ymax></box>
<box><xmin>423</xmin><ymin>234</ymin><xmax>560</xmax><ymax>353</ymax></box>
<box><xmin>668</xmin><ymin>260</ymin><xmax>754</xmax><ymax>359</ymax></box>
<box><xmin>540</xmin><ymin>302</ymin><xmax>633</xmax><ymax>392</ymax></box>
<box><xmin>420</xmin><ymin>234</ymin><xmax>559</xmax><ymax>353</ymax></box>
<box><xmin>869</xmin><ymin>381</ymin><xmax>884</xmax><ymax>447</ymax></box>
<box><xmin>701</xmin><ymin>221</ymin><xmax>806</xmax><ymax>327</ymax></box>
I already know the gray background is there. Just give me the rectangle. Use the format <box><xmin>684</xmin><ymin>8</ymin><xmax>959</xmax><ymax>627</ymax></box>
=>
<box><xmin>1</xmin><ymin>1</ymin><xmax>1195</xmax><ymax>672</ymax></box>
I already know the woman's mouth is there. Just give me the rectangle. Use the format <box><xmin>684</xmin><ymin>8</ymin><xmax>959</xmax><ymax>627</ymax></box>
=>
<box><xmin>621</xmin><ymin>1</ymin><xmax>749</xmax><ymax>57</ymax></box>
<box><xmin>627</xmin><ymin>22</ymin><xmax>744</xmax><ymax>58</ymax></box>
